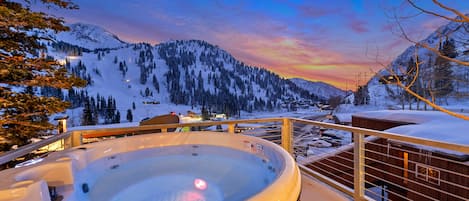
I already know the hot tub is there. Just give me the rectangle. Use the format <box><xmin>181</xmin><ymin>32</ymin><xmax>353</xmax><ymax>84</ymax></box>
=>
<box><xmin>0</xmin><ymin>132</ymin><xmax>301</xmax><ymax>201</ymax></box>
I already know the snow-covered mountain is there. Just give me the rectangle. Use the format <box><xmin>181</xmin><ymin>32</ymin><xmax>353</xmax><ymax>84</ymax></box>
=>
<box><xmin>55</xmin><ymin>23</ymin><xmax>127</xmax><ymax>50</ymax></box>
<box><xmin>289</xmin><ymin>78</ymin><xmax>345</xmax><ymax>100</ymax></box>
<box><xmin>43</xmin><ymin>23</ymin><xmax>332</xmax><ymax>125</ymax></box>
<box><xmin>364</xmin><ymin>18</ymin><xmax>469</xmax><ymax>109</ymax></box>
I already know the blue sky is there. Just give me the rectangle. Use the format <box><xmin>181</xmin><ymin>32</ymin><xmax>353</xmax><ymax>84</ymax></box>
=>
<box><xmin>45</xmin><ymin>0</ymin><xmax>469</xmax><ymax>89</ymax></box>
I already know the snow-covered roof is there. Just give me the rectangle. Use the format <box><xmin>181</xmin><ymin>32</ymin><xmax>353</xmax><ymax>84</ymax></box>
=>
<box><xmin>353</xmin><ymin>110</ymin><xmax>469</xmax><ymax>158</ymax></box>
<box><xmin>352</xmin><ymin>110</ymin><xmax>456</xmax><ymax>124</ymax></box>
<box><xmin>334</xmin><ymin>113</ymin><xmax>352</xmax><ymax>123</ymax></box>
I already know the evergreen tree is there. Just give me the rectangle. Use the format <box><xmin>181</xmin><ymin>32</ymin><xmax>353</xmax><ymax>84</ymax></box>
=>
<box><xmin>434</xmin><ymin>38</ymin><xmax>456</xmax><ymax>100</ymax></box>
<box><xmin>140</xmin><ymin>65</ymin><xmax>147</xmax><ymax>84</ymax></box>
<box><xmin>354</xmin><ymin>85</ymin><xmax>370</xmax><ymax>105</ymax></box>
<box><xmin>201</xmin><ymin>105</ymin><xmax>210</xmax><ymax>120</ymax></box>
<box><xmin>406</xmin><ymin>57</ymin><xmax>422</xmax><ymax>108</ymax></box>
<box><xmin>145</xmin><ymin>87</ymin><xmax>151</xmax><ymax>97</ymax></box>
<box><xmin>114</xmin><ymin>110</ymin><xmax>120</xmax><ymax>124</ymax></box>
<box><xmin>152</xmin><ymin>75</ymin><xmax>160</xmax><ymax>93</ymax></box>
<box><xmin>126</xmin><ymin>109</ymin><xmax>133</xmax><ymax>122</ymax></box>
<box><xmin>82</xmin><ymin>98</ymin><xmax>94</xmax><ymax>126</ymax></box>
<box><xmin>0</xmin><ymin>0</ymin><xmax>85</xmax><ymax>147</ymax></box>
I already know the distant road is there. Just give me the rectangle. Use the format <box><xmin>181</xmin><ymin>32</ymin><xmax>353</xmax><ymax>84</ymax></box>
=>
<box><xmin>302</xmin><ymin>114</ymin><xmax>327</xmax><ymax>121</ymax></box>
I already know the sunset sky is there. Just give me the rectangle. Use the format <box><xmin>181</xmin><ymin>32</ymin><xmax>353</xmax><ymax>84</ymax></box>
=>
<box><xmin>45</xmin><ymin>0</ymin><xmax>469</xmax><ymax>90</ymax></box>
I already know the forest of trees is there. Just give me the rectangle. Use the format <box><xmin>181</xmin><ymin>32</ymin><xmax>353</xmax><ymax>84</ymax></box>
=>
<box><xmin>155</xmin><ymin>40</ymin><xmax>322</xmax><ymax>117</ymax></box>
<box><xmin>39</xmin><ymin>38</ymin><xmax>325</xmax><ymax>128</ymax></box>
<box><xmin>51</xmin><ymin>41</ymin><xmax>90</xmax><ymax>56</ymax></box>
<box><xmin>39</xmin><ymin>39</ymin><xmax>324</xmax><ymax>126</ymax></box>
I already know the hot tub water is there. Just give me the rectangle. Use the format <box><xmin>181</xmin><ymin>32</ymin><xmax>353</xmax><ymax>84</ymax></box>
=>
<box><xmin>74</xmin><ymin>145</ymin><xmax>279</xmax><ymax>201</ymax></box>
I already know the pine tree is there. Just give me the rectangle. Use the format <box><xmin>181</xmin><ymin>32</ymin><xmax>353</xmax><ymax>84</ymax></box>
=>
<box><xmin>354</xmin><ymin>85</ymin><xmax>369</xmax><ymax>105</ymax></box>
<box><xmin>406</xmin><ymin>57</ymin><xmax>421</xmax><ymax>109</ymax></box>
<box><xmin>201</xmin><ymin>104</ymin><xmax>210</xmax><ymax>120</ymax></box>
<box><xmin>114</xmin><ymin>110</ymin><xmax>120</xmax><ymax>124</ymax></box>
<box><xmin>434</xmin><ymin>38</ymin><xmax>456</xmax><ymax>101</ymax></box>
<box><xmin>0</xmin><ymin>0</ymin><xmax>86</xmax><ymax>147</ymax></box>
<box><xmin>82</xmin><ymin>98</ymin><xmax>94</xmax><ymax>126</ymax></box>
<box><xmin>126</xmin><ymin>109</ymin><xmax>133</xmax><ymax>122</ymax></box>
<box><xmin>152</xmin><ymin>75</ymin><xmax>160</xmax><ymax>93</ymax></box>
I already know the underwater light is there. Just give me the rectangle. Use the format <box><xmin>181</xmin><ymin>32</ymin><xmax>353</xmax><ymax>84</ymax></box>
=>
<box><xmin>194</xmin><ymin>178</ymin><xmax>207</xmax><ymax>190</ymax></box>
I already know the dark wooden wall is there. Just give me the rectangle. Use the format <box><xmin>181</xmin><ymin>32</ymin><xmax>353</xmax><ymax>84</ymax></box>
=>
<box><xmin>306</xmin><ymin>116</ymin><xmax>468</xmax><ymax>201</ymax></box>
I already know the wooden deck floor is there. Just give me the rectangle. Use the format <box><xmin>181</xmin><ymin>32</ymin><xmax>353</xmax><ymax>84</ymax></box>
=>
<box><xmin>300</xmin><ymin>173</ymin><xmax>350</xmax><ymax>201</ymax></box>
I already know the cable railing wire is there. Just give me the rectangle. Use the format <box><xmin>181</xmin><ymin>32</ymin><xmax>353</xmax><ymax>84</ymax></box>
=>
<box><xmin>364</xmin><ymin>164</ymin><xmax>468</xmax><ymax>201</ymax></box>
<box><xmin>366</xmin><ymin>140</ymin><xmax>469</xmax><ymax>167</ymax></box>
<box><xmin>306</xmin><ymin>161</ymin><xmax>354</xmax><ymax>183</ymax></box>
<box><xmin>306</xmin><ymin>163</ymin><xmax>354</xmax><ymax>187</ymax></box>
<box><xmin>363</xmin><ymin>170</ymin><xmax>440</xmax><ymax>201</ymax></box>
<box><xmin>363</xmin><ymin>180</ymin><xmax>408</xmax><ymax>201</ymax></box>
<box><xmin>317</xmin><ymin>157</ymin><xmax>354</xmax><ymax>175</ymax></box>
<box><xmin>364</xmin><ymin>148</ymin><xmax>469</xmax><ymax>180</ymax></box>
<box><xmin>364</xmin><ymin>155</ymin><xmax>469</xmax><ymax>193</ymax></box>
<box><xmin>363</xmin><ymin>181</ymin><xmax>402</xmax><ymax>201</ymax></box>
<box><xmin>306</xmin><ymin>159</ymin><xmax>354</xmax><ymax>180</ymax></box>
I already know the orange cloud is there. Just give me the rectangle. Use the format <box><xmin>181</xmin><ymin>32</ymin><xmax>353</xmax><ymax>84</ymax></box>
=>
<box><xmin>213</xmin><ymin>31</ymin><xmax>378</xmax><ymax>90</ymax></box>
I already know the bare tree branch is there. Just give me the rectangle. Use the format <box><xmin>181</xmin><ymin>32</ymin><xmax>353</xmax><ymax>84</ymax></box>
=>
<box><xmin>431</xmin><ymin>0</ymin><xmax>469</xmax><ymax>22</ymax></box>
<box><xmin>405</xmin><ymin>47</ymin><xmax>420</xmax><ymax>89</ymax></box>
<box><xmin>407</xmin><ymin>0</ymin><xmax>468</xmax><ymax>22</ymax></box>
<box><xmin>395</xmin><ymin>15</ymin><xmax>469</xmax><ymax>66</ymax></box>
<box><xmin>397</xmin><ymin>82</ymin><xmax>469</xmax><ymax>120</ymax></box>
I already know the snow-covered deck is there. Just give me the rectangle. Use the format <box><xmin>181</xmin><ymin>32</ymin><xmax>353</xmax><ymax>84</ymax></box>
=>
<box><xmin>300</xmin><ymin>173</ymin><xmax>349</xmax><ymax>201</ymax></box>
<box><xmin>353</xmin><ymin>110</ymin><xmax>469</xmax><ymax>159</ymax></box>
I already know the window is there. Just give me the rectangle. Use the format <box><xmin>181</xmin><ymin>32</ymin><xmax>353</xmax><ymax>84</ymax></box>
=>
<box><xmin>415</xmin><ymin>164</ymin><xmax>440</xmax><ymax>185</ymax></box>
<box><xmin>427</xmin><ymin>168</ymin><xmax>440</xmax><ymax>185</ymax></box>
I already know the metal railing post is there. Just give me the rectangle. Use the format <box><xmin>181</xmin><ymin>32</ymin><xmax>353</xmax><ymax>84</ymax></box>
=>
<box><xmin>281</xmin><ymin>118</ymin><xmax>293</xmax><ymax>155</ymax></box>
<box><xmin>353</xmin><ymin>132</ymin><xmax>365</xmax><ymax>200</ymax></box>
<box><xmin>64</xmin><ymin>132</ymin><xmax>72</xmax><ymax>149</ymax></box>
<box><xmin>71</xmin><ymin>131</ymin><xmax>82</xmax><ymax>147</ymax></box>
<box><xmin>228</xmin><ymin>123</ymin><xmax>235</xmax><ymax>134</ymax></box>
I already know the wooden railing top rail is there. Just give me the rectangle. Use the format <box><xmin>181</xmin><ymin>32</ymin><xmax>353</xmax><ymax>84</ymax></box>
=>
<box><xmin>77</xmin><ymin>118</ymin><xmax>284</xmax><ymax>138</ymax></box>
<box><xmin>0</xmin><ymin>132</ymin><xmax>72</xmax><ymax>165</ymax></box>
<box><xmin>1</xmin><ymin>117</ymin><xmax>468</xmax><ymax>167</ymax></box>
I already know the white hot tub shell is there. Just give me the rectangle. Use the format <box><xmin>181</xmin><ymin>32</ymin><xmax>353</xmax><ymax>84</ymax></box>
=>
<box><xmin>0</xmin><ymin>131</ymin><xmax>301</xmax><ymax>201</ymax></box>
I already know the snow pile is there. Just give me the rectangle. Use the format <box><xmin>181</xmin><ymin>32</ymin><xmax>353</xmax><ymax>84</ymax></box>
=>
<box><xmin>352</xmin><ymin>110</ymin><xmax>454</xmax><ymax>124</ymax></box>
<box><xmin>355</xmin><ymin>110</ymin><xmax>469</xmax><ymax>156</ymax></box>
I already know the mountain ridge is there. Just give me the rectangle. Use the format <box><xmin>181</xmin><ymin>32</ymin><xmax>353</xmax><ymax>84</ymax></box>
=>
<box><xmin>363</xmin><ymin>18</ymin><xmax>469</xmax><ymax>108</ymax></box>
<box><xmin>56</xmin><ymin>23</ymin><xmax>345</xmax><ymax>92</ymax></box>
<box><xmin>43</xmin><ymin>23</ymin><xmax>346</xmax><ymax>124</ymax></box>
<box><xmin>289</xmin><ymin>78</ymin><xmax>345</xmax><ymax>100</ymax></box>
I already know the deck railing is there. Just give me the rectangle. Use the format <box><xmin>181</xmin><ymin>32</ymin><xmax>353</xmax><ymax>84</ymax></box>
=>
<box><xmin>0</xmin><ymin>117</ymin><xmax>468</xmax><ymax>200</ymax></box>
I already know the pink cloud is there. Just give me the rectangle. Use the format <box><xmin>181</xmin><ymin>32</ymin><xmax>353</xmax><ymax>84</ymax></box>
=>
<box><xmin>299</xmin><ymin>5</ymin><xmax>338</xmax><ymax>17</ymax></box>
<box><xmin>421</xmin><ymin>17</ymin><xmax>447</xmax><ymax>31</ymax></box>
<box><xmin>211</xmin><ymin>31</ymin><xmax>380</xmax><ymax>90</ymax></box>
<box><xmin>349</xmin><ymin>19</ymin><xmax>369</xmax><ymax>33</ymax></box>
<box><xmin>381</xmin><ymin>23</ymin><xmax>395</xmax><ymax>32</ymax></box>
